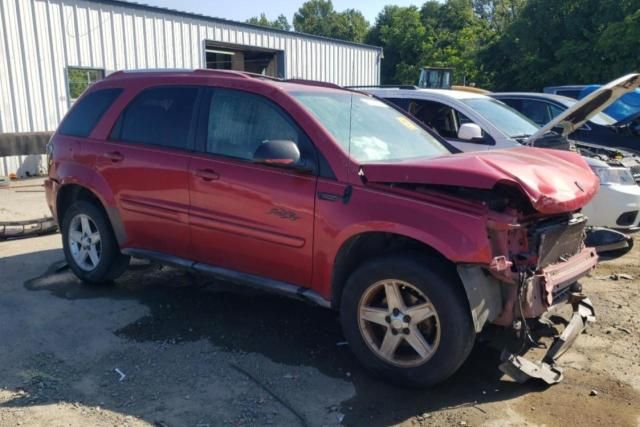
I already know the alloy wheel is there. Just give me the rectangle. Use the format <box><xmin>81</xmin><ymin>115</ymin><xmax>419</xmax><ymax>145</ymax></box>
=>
<box><xmin>358</xmin><ymin>279</ymin><xmax>441</xmax><ymax>367</ymax></box>
<box><xmin>68</xmin><ymin>213</ymin><xmax>102</xmax><ymax>271</ymax></box>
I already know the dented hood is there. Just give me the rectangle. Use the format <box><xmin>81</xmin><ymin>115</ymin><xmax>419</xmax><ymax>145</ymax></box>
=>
<box><xmin>361</xmin><ymin>147</ymin><xmax>599</xmax><ymax>214</ymax></box>
<box><xmin>528</xmin><ymin>73</ymin><xmax>640</xmax><ymax>143</ymax></box>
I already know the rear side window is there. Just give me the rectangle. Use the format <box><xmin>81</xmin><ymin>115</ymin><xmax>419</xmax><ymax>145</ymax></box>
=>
<box><xmin>112</xmin><ymin>86</ymin><xmax>198</xmax><ymax>149</ymax></box>
<box><xmin>58</xmin><ymin>88</ymin><xmax>122</xmax><ymax>137</ymax></box>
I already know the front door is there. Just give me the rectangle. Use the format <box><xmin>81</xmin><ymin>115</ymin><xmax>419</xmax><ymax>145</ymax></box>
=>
<box><xmin>93</xmin><ymin>86</ymin><xmax>200</xmax><ymax>258</ymax></box>
<box><xmin>188</xmin><ymin>88</ymin><xmax>318</xmax><ymax>286</ymax></box>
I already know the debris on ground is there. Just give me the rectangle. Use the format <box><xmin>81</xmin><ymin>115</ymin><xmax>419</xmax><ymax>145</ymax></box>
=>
<box><xmin>595</xmin><ymin>273</ymin><xmax>634</xmax><ymax>280</ymax></box>
<box><xmin>614</xmin><ymin>326</ymin><xmax>632</xmax><ymax>334</ymax></box>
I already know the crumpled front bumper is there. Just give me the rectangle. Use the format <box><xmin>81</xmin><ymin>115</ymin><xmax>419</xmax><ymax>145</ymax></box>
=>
<box><xmin>520</xmin><ymin>246</ymin><xmax>598</xmax><ymax>319</ymax></box>
<box><xmin>457</xmin><ymin>245</ymin><xmax>598</xmax><ymax>385</ymax></box>
<box><xmin>499</xmin><ymin>294</ymin><xmax>596</xmax><ymax>384</ymax></box>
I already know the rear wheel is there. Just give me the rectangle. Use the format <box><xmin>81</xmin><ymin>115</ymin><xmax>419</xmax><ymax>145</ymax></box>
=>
<box><xmin>61</xmin><ymin>201</ymin><xmax>129</xmax><ymax>284</ymax></box>
<box><xmin>340</xmin><ymin>253</ymin><xmax>475</xmax><ymax>387</ymax></box>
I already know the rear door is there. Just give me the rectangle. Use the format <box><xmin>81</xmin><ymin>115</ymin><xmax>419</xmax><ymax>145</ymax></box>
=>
<box><xmin>188</xmin><ymin>88</ymin><xmax>318</xmax><ymax>286</ymax></box>
<box><xmin>93</xmin><ymin>86</ymin><xmax>200</xmax><ymax>258</ymax></box>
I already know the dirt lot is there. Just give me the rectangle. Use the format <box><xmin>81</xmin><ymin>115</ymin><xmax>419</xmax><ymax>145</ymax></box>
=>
<box><xmin>1</xmin><ymin>234</ymin><xmax>639</xmax><ymax>427</ymax></box>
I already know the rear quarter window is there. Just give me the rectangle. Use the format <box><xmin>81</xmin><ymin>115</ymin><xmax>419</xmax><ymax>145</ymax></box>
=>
<box><xmin>58</xmin><ymin>88</ymin><xmax>122</xmax><ymax>137</ymax></box>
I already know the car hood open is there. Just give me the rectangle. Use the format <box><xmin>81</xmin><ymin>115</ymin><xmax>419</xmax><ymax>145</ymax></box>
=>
<box><xmin>361</xmin><ymin>147</ymin><xmax>599</xmax><ymax>214</ymax></box>
<box><xmin>528</xmin><ymin>73</ymin><xmax>640</xmax><ymax>143</ymax></box>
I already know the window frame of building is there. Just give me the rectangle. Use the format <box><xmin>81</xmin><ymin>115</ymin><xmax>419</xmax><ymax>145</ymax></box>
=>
<box><xmin>66</xmin><ymin>67</ymin><xmax>106</xmax><ymax>103</ymax></box>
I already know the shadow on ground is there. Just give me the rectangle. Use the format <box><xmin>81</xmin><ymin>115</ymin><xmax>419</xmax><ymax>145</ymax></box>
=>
<box><xmin>3</xmin><ymin>249</ymin><xmax>548</xmax><ymax>426</ymax></box>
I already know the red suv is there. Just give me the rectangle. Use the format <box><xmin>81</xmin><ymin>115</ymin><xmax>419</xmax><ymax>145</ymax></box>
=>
<box><xmin>45</xmin><ymin>70</ymin><xmax>599</xmax><ymax>387</ymax></box>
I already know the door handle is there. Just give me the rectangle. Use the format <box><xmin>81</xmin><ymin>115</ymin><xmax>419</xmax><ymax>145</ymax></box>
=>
<box><xmin>104</xmin><ymin>151</ymin><xmax>124</xmax><ymax>163</ymax></box>
<box><xmin>194</xmin><ymin>168</ymin><xmax>219</xmax><ymax>181</ymax></box>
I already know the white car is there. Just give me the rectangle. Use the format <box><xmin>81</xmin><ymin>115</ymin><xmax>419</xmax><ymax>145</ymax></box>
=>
<box><xmin>360</xmin><ymin>74</ymin><xmax>640</xmax><ymax>230</ymax></box>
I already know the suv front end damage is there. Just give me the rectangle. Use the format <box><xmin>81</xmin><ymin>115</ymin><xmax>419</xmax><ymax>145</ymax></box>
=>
<box><xmin>359</xmin><ymin>146</ymin><xmax>601</xmax><ymax>384</ymax></box>
<box><xmin>458</xmin><ymin>211</ymin><xmax>597</xmax><ymax>384</ymax></box>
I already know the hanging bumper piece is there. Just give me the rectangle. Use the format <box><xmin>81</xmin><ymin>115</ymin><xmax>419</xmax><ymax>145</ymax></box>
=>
<box><xmin>498</xmin><ymin>293</ymin><xmax>596</xmax><ymax>385</ymax></box>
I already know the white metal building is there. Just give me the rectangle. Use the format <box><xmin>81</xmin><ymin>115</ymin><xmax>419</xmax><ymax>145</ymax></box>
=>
<box><xmin>0</xmin><ymin>0</ymin><xmax>383</xmax><ymax>177</ymax></box>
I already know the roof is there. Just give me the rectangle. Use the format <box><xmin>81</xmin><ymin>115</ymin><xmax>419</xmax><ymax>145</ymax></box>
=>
<box><xmin>543</xmin><ymin>85</ymin><xmax>586</xmax><ymax>93</ymax></box>
<box><xmin>88</xmin><ymin>0</ymin><xmax>383</xmax><ymax>51</ymax></box>
<box><xmin>359</xmin><ymin>87</ymin><xmax>488</xmax><ymax>100</ymax></box>
<box><xmin>104</xmin><ymin>68</ymin><xmax>351</xmax><ymax>93</ymax></box>
<box><xmin>492</xmin><ymin>92</ymin><xmax>576</xmax><ymax>106</ymax></box>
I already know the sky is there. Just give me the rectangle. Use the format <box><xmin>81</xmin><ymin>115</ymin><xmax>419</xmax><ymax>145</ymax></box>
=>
<box><xmin>135</xmin><ymin>0</ymin><xmax>424</xmax><ymax>26</ymax></box>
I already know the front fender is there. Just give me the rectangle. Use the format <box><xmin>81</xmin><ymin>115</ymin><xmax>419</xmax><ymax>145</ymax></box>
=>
<box><xmin>311</xmin><ymin>182</ymin><xmax>494</xmax><ymax>299</ymax></box>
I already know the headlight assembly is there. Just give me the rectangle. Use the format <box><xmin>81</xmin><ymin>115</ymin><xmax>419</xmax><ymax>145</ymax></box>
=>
<box><xmin>591</xmin><ymin>166</ymin><xmax>636</xmax><ymax>185</ymax></box>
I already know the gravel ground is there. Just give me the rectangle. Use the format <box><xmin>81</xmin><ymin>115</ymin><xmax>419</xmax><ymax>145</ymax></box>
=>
<box><xmin>1</xmin><ymin>234</ymin><xmax>639</xmax><ymax>427</ymax></box>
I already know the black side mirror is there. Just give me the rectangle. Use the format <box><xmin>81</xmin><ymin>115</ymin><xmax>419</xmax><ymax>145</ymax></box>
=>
<box><xmin>253</xmin><ymin>140</ymin><xmax>300</xmax><ymax>167</ymax></box>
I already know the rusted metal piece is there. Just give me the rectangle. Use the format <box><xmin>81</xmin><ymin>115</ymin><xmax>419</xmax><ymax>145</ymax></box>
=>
<box><xmin>499</xmin><ymin>294</ymin><xmax>596</xmax><ymax>385</ymax></box>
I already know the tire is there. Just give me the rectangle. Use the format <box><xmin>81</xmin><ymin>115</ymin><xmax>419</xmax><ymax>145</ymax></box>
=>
<box><xmin>340</xmin><ymin>252</ymin><xmax>475</xmax><ymax>388</ymax></box>
<box><xmin>61</xmin><ymin>200</ymin><xmax>130</xmax><ymax>284</ymax></box>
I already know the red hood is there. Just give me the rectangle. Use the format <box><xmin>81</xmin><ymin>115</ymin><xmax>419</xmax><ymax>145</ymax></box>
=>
<box><xmin>361</xmin><ymin>147</ymin><xmax>599</xmax><ymax>214</ymax></box>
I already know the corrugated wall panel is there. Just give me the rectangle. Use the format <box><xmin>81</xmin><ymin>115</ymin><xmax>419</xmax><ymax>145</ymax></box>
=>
<box><xmin>1</xmin><ymin>0</ymin><xmax>381</xmax><ymax>176</ymax></box>
<box><xmin>0</xmin><ymin>0</ymin><xmax>15</xmax><ymax>133</ymax></box>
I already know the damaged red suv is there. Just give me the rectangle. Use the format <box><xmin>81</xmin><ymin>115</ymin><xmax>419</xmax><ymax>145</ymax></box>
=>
<box><xmin>45</xmin><ymin>70</ymin><xmax>599</xmax><ymax>387</ymax></box>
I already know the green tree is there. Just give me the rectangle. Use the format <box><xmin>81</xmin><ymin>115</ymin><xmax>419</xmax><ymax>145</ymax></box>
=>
<box><xmin>331</xmin><ymin>9</ymin><xmax>369</xmax><ymax>43</ymax></box>
<box><xmin>293</xmin><ymin>0</ymin><xmax>335</xmax><ymax>36</ymax></box>
<box><xmin>247</xmin><ymin>13</ymin><xmax>291</xmax><ymax>31</ymax></box>
<box><xmin>420</xmin><ymin>0</ymin><xmax>493</xmax><ymax>87</ymax></box>
<box><xmin>293</xmin><ymin>0</ymin><xmax>369</xmax><ymax>43</ymax></box>
<box><xmin>367</xmin><ymin>6</ymin><xmax>427</xmax><ymax>83</ymax></box>
<box><xmin>472</xmin><ymin>0</ymin><xmax>525</xmax><ymax>31</ymax></box>
<box><xmin>480</xmin><ymin>0</ymin><xmax>640</xmax><ymax>90</ymax></box>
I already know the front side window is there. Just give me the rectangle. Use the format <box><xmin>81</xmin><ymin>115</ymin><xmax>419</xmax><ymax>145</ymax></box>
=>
<box><xmin>58</xmin><ymin>88</ymin><xmax>122</xmax><ymax>137</ymax></box>
<box><xmin>67</xmin><ymin>67</ymin><xmax>105</xmax><ymax>101</ymax></box>
<box><xmin>292</xmin><ymin>92</ymin><xmax>449</xmax><ymax>163</ymax></box>
<box><xmin>519</xmin><ymin>100</ymin><xmax>553</xmax><ymax>126</ymax></box>
<box><xmin>206</xmin><ymin>89</ymin><xmax>316</xmax><ymax>168</ymax></box>
<box><xmin>112</xmin><ymin>87</ymin><xmax>199</xmax><ymax>149</ymax></box>
<box><xmin>406</xmin><ymin>100</ymin><xmax>475</xmax><ymax>139</ymax></box>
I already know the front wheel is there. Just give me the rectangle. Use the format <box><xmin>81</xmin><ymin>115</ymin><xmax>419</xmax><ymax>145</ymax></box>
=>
<box><xmin>340</xmin><ymin>253</ymin><xmax>475</xmax><ymax>387</ymax></box>
<box><xmin>61</xmin><ymin>200</ymin><xmax>129</xmax><ymax>284</ymax></box>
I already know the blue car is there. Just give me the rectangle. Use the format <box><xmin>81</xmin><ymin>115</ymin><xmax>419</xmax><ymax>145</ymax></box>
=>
<box><xmin>579</xmin><ymin>85</ymin><xmax>640</xmax><ymax>122</ymax></box>
<box><xmin>494</xmin><ymin>92</ymin><xmax>640</xmax><ymax>154</ymax></box>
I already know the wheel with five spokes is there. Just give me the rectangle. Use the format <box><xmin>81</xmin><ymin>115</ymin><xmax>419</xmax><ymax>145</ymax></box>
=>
<box><xmin>340</xmin><ymin>253</ymin><xmax>475</xmax><ymax>387</ymax></box>
<box><xmin>61</xmin><ymin>200</ymin><xmax>130</xmax><ymax>284</ymax></box>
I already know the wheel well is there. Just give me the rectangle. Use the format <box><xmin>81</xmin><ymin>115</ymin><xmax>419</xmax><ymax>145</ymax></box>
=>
<box><xmin>331</xmin><ymin>232</ymin><xmax>455</xmax><ymax>308</ymax></box>
<box><xmin>56</xmin><ymin>184</ymin><xmax>105</xmax><ymax>225</ymax></box>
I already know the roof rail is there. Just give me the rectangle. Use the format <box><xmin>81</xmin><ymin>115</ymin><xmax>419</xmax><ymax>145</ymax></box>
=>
<box><xmin>192</xmin><ymin>69</ymin><xmax>253</xmax><ymax>79</ymax></box>
<box><xmin>106</xmin><ymin>68</ymin><xmax>347</xmax><ymax>90</ymax></box>
<box><xmin>346</xmin><ymin>85</ymin><xmax>419</xmax><ymax>90</ymax></box>
<box><xmin>286</xmin><ymin>79</ymin><xmax>342</xmax><ymax>89</ymax></box>
<box><xmin>106</xmin><ymin>68</ymin><xmax>195</xmax><ymax>78</ymax></box>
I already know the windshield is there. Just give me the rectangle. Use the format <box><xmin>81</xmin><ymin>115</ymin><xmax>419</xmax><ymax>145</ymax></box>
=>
<box><xmin>462</xmin><ymin>98</ymin><xmax>539</xmax><ymax>138</ymax></box>
<box><xmin>291</xmin><ymin>91</ymin><xmax>450</xmax><ymax>163</ymax></box>
<box><xmin>562</xmin><ymin>99</ymin><xmax>617</xmax><ymax>126</ymax></box>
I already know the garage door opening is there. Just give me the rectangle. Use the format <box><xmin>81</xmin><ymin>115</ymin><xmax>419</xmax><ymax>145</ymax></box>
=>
<box><xmin>204</xmin><ymin>41</ymin><xmax>284</xmax><ymax>78</ymax></box>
